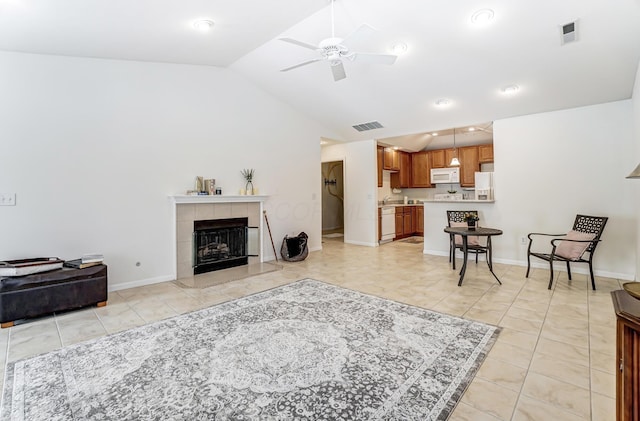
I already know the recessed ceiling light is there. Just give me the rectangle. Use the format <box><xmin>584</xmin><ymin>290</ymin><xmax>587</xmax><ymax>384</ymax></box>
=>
<box><xmin>193</xmin><ymin>19</ymin><xmax>215</xmax><ymax>31</ymax></box>
<box><xmin>468</xmin><ymin>127</ymin><xmax>476</xmax><ymax>132</ymax></box>
<box><xmin>393</xmin><ymin>146</ymin><xmax>400</xmax><ymax>150</ymax></box>
<box><xmin>431</xmin><ymin>132</ymin><xmax>439</xmax><ymax>136</ymax></box>
<box><xmin>434</xmin><ymin>98</ymin><xmax>451</xmax><ymax>107</ymax></box>
<box><xmin>391</xmin><ymin>42</ymin><xmax>408</xmax><ymax>55</ymax></box>
<box><xmin>501</xmin><ymin>84</ymin><xmax>520</xmax><ymax>95</ymax></box>
<box><xmin>471</xmin><ymin>9</ymin><xmax>495</xmax><ymax>25</ymax></box>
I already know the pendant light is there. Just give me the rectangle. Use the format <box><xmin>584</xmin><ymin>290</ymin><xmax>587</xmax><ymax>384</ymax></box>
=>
<box><xmin>450</xmin><ymin>128</ymin><xmax>460</xmax><ymax>166</ymax></box>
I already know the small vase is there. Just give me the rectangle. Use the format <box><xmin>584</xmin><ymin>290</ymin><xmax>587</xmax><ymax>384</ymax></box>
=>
<box><xmin>245</xmin><ymin>181</ymin><xmax>253</xmax><ymax>195</ymax></box>
<box><xmin>467</xmin><ymin>220</ymin><xmax>476</xmax><ymax>231</ymax></box>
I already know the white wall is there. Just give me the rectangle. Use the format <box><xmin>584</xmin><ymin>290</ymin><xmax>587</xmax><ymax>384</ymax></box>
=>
<box><xmin>423</xmin><ymin>100</ymin><xmax>636</xmax><ymax>279</ymax></box>
<box><xmin>0</xmin><ymin>51</ymin><xmax>330</xmax><ymax>289</ymax></box>
<box><xmin>321</xmin><ymin>140</ymin><xmax>378</xmax><ymax>247</ymax></box>
<box><xmin>633</xmin><ymin>60</ymin><xmax>640</xmax><ymax>280</ymax></box>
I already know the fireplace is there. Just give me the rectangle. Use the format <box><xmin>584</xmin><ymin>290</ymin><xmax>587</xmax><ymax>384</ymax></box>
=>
<box><xmin>193</xmin><ymin>218</ymin><xmax>248</xmax><ymax>274</ymax></box>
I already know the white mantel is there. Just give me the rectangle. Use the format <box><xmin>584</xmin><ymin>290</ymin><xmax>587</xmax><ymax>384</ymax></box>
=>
<box><xmin>170</xmin><ymin>195</ymin><xmax>269</xmax><ymax>280</ymax></box>
<box><xmin>170</xmin><ymin>194</ymin><xmax>269</xmax><ymax>204</ymax></box>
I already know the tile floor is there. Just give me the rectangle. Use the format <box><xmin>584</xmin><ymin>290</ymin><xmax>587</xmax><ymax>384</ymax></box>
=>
<box><xmin>0</xmin><ymin>237</ymin><xmax>621</xmax><ymax>420</ymax></box>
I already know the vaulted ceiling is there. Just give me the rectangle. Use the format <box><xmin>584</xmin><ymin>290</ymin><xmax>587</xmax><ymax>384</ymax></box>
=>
<box><xmin>2</xmin><ymin>0</ymin><xmax>639</xmax><ymax>149</ymax></box>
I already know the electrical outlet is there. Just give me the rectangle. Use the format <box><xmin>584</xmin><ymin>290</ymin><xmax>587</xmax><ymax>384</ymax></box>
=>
<box><xmin>520</xmin><ymin>236</ymin><xmax>527</xmax><ymax>245</ymax></box>
<box><xmin>0</xmin><ymin>193</ymin><xmax>16</xmax><ymax>206</ymax></box>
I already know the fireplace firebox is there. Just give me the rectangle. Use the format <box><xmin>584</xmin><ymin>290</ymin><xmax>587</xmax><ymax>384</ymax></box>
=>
<box><xmin>193</xmin><ymin>218</ymin><xmax>248</xmax><ymax>274</ymax></box>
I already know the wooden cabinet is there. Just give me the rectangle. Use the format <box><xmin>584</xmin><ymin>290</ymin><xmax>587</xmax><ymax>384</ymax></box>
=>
<box><xmin>459</xmin><ymin>146</ymin><xmax>480</xmax><ymax>187</ymax></box>
<box><xmin>430</xmin><ymin>150</ymin><xmax>446</xmax><ymax>168</ymax></box>
<box><xmin>478</xmin><ymin>144</ymin><xmax>494</xmax><ymax>163</ymax></box>
<box><xmin>395</xmin><ymin>208</ymin><xmax>404</xmax><ymax>238</ymax></box>
<box><xmin>383</xmin><ymin>148</ymin><xmax>400</xmax><ymax>171</ymax></box>
<box><xmin>391</xmin><ymin>151</ymin><xmax>411</xmax><ymax>188</ymax></box>
<box><xmin>378</xmin><ymin>208</ymin><xmax>382</xmax><ymax>241</ymax></box>
<box><xmin>377</xmin><ymin>146</ymin><xmax>384</xmax><ymax>187</ymax></box>
<box><xmin>403</xmin><ymin>206</ymin><xmax>412</xmax><ymax>235</ymax></box>
<box><xmin>445</xmin><ymin>149</ymin><xmax>458</xmax><ymax>167</ymax></box>
<box><xmin>410</xmin><ymin>152</ymin><xmax>432</xmax><ymax>188</ymax></box>
<box><xmin>612</xmin><ymin>290</ymin><xmax>640</xmax><ymax>421</ymax></box>
<box><xmin>416</xmin><ymin>207</ymin><xmax>424</xmax><ymax>235</ymax></box>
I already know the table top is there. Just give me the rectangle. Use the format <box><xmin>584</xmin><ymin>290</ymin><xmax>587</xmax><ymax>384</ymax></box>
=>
<box><xmin>444</xmin><ymin>226</ymin><xmax>503</xmax><ymax>236</ymax></box>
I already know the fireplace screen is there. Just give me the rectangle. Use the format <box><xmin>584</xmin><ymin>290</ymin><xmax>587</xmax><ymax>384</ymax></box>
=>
<box><xmin>193</xmin><ymin>218</ymin><xmax>249</xmax><ymax>274</ymax></box>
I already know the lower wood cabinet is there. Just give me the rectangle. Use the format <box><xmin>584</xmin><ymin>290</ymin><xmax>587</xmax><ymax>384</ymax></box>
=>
<box><xmin>393</xmin><ymin>206</ymin><xmax>423</xmax><ymax>240</ymax></box>
<box><xmin>612</xmin><ymin>290</ymin><xmax>640</xmax><ymax>421</ymax></box>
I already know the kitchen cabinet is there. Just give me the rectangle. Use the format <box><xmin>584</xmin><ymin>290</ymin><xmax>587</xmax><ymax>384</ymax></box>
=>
<box><xmin>383</xmin><ymin>148</ymin><xmax>400</xmax><ymax>171</ymax></box>
<box><xmin>378</xmin><ymin>208</ymin><xmax>382</xmax><ymax>241</ymax></box>
<box><xmin>430</xmin><ymin>150</ymin><xmax>446</xmax><ymax>168</ymax></box>
<box><xmin>459</xmin><ymin>146</ymin><xmax>480</xmax><ymax>187</ymax></box>
<box><xmin>416</xmin><ymin>207</ymin><xmax>424</xmax><ymax>235</ymax></box>
<box><xmin>612</xmin><ymin>290</ymin><xmax>640</xmax><ymax>421</ymax></box>
<box><xmin>395</xmin><ymin>208</ymin><xmax>404</xmax><ymax>238</ymax></box>
<box><xmin>478</xmin><ymin>144</ymin><xmax>494</xmax><ymax>163</ymax></box>
<box><xmin>445</xmin><ymin>149</ymin><xmax>458</xmax><ymax>167</ymax></box>
<box><xmin>377</xmin><ymin>146</ymin><xmax>384</xmax><ymax>187</ymax></box>
<box><xmin>403</xmin><ymin>206</ymin><xmax>412</xmax><ymax>235</ymax></box>
<box><xmin>410</xmin><ymin>152</ymin><xmax>432</xmax><ymax>188</ymax></box>
<box><xmin>391</xmin><ymin>151</ymin><xmax>411</xmax><ymax>188</ymax></box>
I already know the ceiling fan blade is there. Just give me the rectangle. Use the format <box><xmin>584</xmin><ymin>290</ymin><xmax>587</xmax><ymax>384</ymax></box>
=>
<box><xmin>280</xmin><ymin>58</ymin><xmax>322</xmax><ymax>72</ymax></box>
<box><xmin>349</xmin><ymin>52</ymin><xmax>397</xmax><ymax>65</ymax></box>
<box><xmin>342</xmin><ymin>23</ymin><xmax>376</xmax><ymax>47</ymax></box>
<box><xmin>331</xmin><ymin>61</ymin><xmax>346</xmax><ymax>82</ymax></box>
<box><xmin>278</xmin><ymin>37</ymin><xmax>318</xmax><ymax>51</ymax></box>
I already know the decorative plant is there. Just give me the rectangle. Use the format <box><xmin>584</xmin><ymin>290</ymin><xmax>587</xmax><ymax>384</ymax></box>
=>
<box><xmin>241</xmin><ymin>168</ymin><xmax>255</xmax><ymax>183</ymax></box>
<box><xmin>464</xmin><ymin>212</ymin><xmax>479</xmax><ymax>223</ymax></box>
<box><xmin>241</xmin><ymin>169</ymin><xmax>255</xmax><ymax>194</ymax></box>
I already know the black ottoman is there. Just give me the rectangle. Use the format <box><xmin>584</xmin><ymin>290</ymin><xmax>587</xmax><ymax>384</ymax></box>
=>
<box><xmin>0</xmin><ymin>265</ymin><xmax>108</xmax><ymax>328</ymax></box>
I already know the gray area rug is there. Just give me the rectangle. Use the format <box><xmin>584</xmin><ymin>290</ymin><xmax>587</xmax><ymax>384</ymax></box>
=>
<box><xmin>2</xmin><ymin>279</ymin><xmax>500</xmax><ymax>420</ymax></box>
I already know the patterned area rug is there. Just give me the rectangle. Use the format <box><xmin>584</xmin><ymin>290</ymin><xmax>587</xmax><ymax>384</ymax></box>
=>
<box><xmin>2</xmin><ymin>279</ymin><xmax>499</xmax><ymax>420</ymax></box>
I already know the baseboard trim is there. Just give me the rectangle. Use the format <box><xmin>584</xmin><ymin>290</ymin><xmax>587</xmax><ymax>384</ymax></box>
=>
<box><xmin>108</xmin><ymin>275</ymin><xmax>175</xmax><ymax>292</ymax></box>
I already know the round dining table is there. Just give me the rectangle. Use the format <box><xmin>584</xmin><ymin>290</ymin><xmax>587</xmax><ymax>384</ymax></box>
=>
<box><xmin>443</xmin><ymin>226</ymin><xmax>503</xmax><ymax>286</ymax></box>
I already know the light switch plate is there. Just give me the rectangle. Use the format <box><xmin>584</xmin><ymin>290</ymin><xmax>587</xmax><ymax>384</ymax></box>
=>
<box><xmin>0</xmin><ymin>193</ymin><xmax>16</xmax><ymax>206</ymax></box>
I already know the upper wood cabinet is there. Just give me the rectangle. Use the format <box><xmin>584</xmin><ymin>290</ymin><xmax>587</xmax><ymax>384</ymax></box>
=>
<box><xmin>383</xmin><ymin>148</ymin><xmax>400</xmax><ymax>171</ymax></box>
<box><xmin>377</xmin><ymin>146</ymin><xmax>384</xmax><ymax>187</ymax></box>
<box><xmin>478</xmin><ymin>144</ymin><xmax>494</xmax><ymax>163</ymax></box>
<box><xmin>430</xmin><ymin>149</ymin><xmax>446</xmax><ymax>168</ymax></box>
<box><xmin>410</xmin><ymin>152</ymin><xmax>432</xmax><ymax>188</ymax></box>
<box><xmin>459</xmin><ymin>146</ymin><xmax>480</xmax><ymax>187</ymax></box>
<box><xmin>390</xmin><ymin>151</ymin><xmax>411</xmax><ymax>188</ymax></box>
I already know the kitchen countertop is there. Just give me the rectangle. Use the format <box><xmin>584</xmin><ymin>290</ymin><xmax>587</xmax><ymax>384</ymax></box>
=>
<box><xmin>378</xmin><ymin>203</ymin><xmax>424</xmax><ymax>207</ymax></box>
<box><xmin>378</xmin><ymin>200</ymin><xmax>494</xmax><ymax>207</ymax></box>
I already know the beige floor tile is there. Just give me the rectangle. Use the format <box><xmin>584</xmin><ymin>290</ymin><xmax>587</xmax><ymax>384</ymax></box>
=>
<box><xmin>487</xmin><ymin>341</ymin><xmax>534</xmax><ymax>369</ymax></box>
<box><xmin>460</xmin><ymin>377</ymin><xmax>519</xmax><ymax>420</ymax></box>
<box><xmin>476</xmin><ymin>357</ymin><xmax>528</xmax><ymax>392</ymax></box>
<box><xmin>529</xmin><ymin>353</ymin><xmax>589</xmax><ymax>389</ymax></box>
<box><xmin>521</xmin><ymin>372</ymin><xmax>590</xmax><ymax>418</ymax></box>
<box><xmin>129</xmin><ymin>301</ymin><xmax>180</xmax><ymax>323</ymax></box>
<box><xmin>540</xmin><ymin>317</ymin><xmax>589</xmax><ymax>349</ymax></box>
<box><xmin>590</xmin><ymin>369</ymin><xmax>616</xmax><ymax>399</ymax></box>
<box><xmin>56</xmin><ymin>315</ymin><xmax>107</xmax><ymax>346</ymax></box>
<box><xmin>590</xmin><ymin>350</ymin><xmax>616</xmax><ymax>374</ymax></box>
<box><xmin>499</xmin><ymin>315</ymin><xmax>543</xmax><ymax>336</ymax></box>
<box><xmin>8</xmin><ymin>319</ymin><xmax>62</xmax><ymax>362</ymax></box>
<box><xmin>534</xmin><ymin>337</ymin><xmax>589</xmax><ymax>367</ymax></box>
<box><xmin>449</xmin><ymin>402</ymin><xmax>501</xmax><ymax>420</ymax></box>
<box><xmin>591</xmin><ymin>392</ymin><xmax>616</xmax><ymax>421</ymax></box>
<box><xmin>513</xmin><ymin>396</ymin><xmax>587</xmax><ymax>421</ymax></box>
<box><xmin>494</xmin><ymin>328</ymin><xmax>539</xmax><ymax>351</ymax></box>
<box><xmin>95</xmin><ymin>303</ymin><xmax>147</xmax><ymax>334</ymax></box>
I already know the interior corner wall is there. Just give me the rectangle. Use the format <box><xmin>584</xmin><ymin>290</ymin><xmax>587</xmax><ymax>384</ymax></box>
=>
<box><xmin>491</xmin><ymin>99</ymin><xmax>636</xmax><ymax>279</ymax></box>
<box><xmin>321</xmin><ymin>140</ymin><xmax>378</xmax><ymax>247</ymax></box>
<box><xmin>0</xmin><ymin>51</ymin><xmax>326</xmax><ymax>289</ymax></box>
<box><xmin>632</xmin><ymin>59</ymin><xmax>640</xmax><ymax>281</ymax></box>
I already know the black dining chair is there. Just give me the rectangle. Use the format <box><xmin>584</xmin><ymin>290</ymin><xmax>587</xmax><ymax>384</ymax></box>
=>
<box><xmin>446</xmin><ymin>210</ymin><xmax>487</xmax><ymax>270</ymax></box>
<box><xmin>526</xmin><ymin>214</ymin><xmax>608</xmax><ymax>290</ymax></box>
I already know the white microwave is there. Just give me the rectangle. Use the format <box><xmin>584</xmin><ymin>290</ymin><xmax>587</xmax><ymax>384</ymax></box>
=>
<box><xmin>430</xmin><ymin>167</ymin><xmax>460</xmax><ymax>184</ymax></box>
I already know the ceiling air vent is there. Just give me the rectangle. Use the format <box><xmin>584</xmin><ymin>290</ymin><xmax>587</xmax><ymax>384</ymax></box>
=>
<box><xmin>561</xmin><ymin>20</ymin><xmax>578</xmax><ymax>45</ymax></box>
<box><xmin>352</xmin><ymin>121</ymin><xmax>384</xmax><ymax>132</ymax></box>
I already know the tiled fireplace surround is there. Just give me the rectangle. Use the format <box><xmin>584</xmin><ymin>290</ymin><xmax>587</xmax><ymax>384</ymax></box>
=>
<box><xmin>172</xmin><ymin>196</ymin><xmax>266</xmax><ymax>280</ymax></box>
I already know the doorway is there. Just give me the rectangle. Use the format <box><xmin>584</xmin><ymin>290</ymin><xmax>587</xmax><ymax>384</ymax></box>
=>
<box><xmin>321</xmin><ymin>161</ymin><xmax>344</xmax><ymax>241</ymax></box>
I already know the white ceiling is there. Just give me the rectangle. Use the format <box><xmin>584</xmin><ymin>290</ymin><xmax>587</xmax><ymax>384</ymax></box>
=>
<box><xmin>2</xmin><ymin>0</ymin><xmax>639</xmax><ymax>147</ymax></box>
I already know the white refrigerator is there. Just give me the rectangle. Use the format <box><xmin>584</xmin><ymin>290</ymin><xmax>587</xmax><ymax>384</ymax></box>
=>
<box><xmin>474</xmin><ymin>172</ymin><xmax>494</xmax><ymax>200</ymax></box>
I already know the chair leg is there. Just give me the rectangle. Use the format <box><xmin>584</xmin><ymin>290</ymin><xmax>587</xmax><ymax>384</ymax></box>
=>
<box><xmin>566</xmin><ymin>261</ymin><xmax>572</xmax><ymax>280</ymax></box>
<box><xmin>452</xmin><ymin>248</ymin><xmax>456</xmax><ymax>270</ymax></box>
<box><xmin>475</xmin><ymin>252</ymin><xmax>479</xmax><ymax>264</ymax></box>
<box><xmin>589</xmin><ymin>264</ymin><xmax>597</xmax><ymax>290</ymax></box>
<box><xmin>526</xmin><ymin>254</ymin><xmax>531</xmax><ymax>278</ymax></box>
<box><xmin>547</xmin><ymin>261</ymin><xmax>554</xmax><ymax>290</ymax></box>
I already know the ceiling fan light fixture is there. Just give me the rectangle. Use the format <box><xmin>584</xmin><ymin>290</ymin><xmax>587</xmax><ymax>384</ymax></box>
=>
<box><xmin>501</xmin><ymin>84</ymin><xmax>520</xmax><ymax>95</ymax></box>
<box><xmin>471</xmin><ymin>9</ymin><xmax>495</xmax><ymax>25</ymax></box>
<box><xmin>391</xmin><ymin>42</ymin><xmax>408</xmax><ymax>55</ymax></box>
<box><xmin>192</xmin><ymin>19</ymin><xmax>214</xmax><ymax>32</ymax></box>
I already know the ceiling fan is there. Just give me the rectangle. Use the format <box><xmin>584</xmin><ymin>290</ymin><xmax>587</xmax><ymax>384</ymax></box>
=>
<box><xmin>278</xmin><ymin>0</ymin><xmax>398</xmax><ymax>82</ymax></box>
